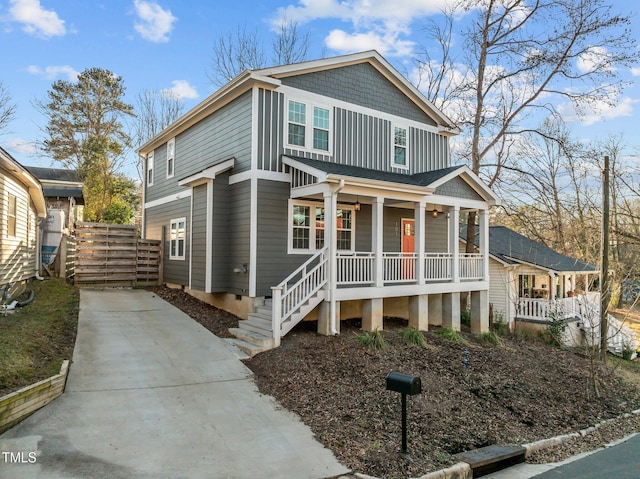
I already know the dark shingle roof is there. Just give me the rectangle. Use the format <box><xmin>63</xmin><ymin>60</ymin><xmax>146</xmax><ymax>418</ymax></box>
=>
<box><xmin>42</xmin><ymin>186</ymin><xmax>85</xmax><ymax>204</ymax></box>
<box><xmin>286</xmin><ymin>156</ymin><xmax>462</xmax><ymax>187</ymax></box>
<box><xmin>462</xmin><ymin>224</ymin><xmax>597</xmax><ymax>272</ymax></box>
<box><xmin>25</xmin><ymin>166</ymin><xmax>81</xmax><ymax>183</ymax></box>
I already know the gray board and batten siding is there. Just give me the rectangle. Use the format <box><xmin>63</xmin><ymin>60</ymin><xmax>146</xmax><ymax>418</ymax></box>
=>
<box><xmin>144</xmin><ymin>91</ymin><xmax>253</xmax><ymax>204</ymax></box>
<box><xmin>256</xmin><ymin>92</ymin><xmax>449</xmax><ymax>175</ymax></box>
<box><xmin>190</xmin><ymin>184</ymin><xmax>207</xmax><ymax>291</ymax></box>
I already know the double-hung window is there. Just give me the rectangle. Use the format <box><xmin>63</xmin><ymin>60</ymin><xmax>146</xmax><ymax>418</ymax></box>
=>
<box><xmin>393</xmin><ymin>126</ymin><xmax>408</xmax><ymax>168</ymax></box>
<box><xmin>147</xmin><ymin>152</ymin><xmax>154</xmax><ymax>186</ymax></box>
<box><xmin>167</xmin><ymin>138</ymin><xmax>175</xmax><ymax>178</ymax></box>
<box><xmin>289</xmin><ymin>200</ymin><xmax>353</xmax><ymax>253</ymax></box>
<box><xmin>287</xmin><ymin>100</ymin><xmax>331</xmax><ymax>153</ymax></box>
<box><xmin>169</xmin><ymin>218</ymin><xmax>186</xmax><ymax>260</ymax></box>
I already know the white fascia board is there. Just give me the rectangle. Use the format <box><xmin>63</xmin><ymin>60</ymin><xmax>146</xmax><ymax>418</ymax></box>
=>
<box><xmin>0</xmin><ymin>148</ymin><xmax>46</xmax><ymax>217</ymax></box>
<box><xmin>144</xmin><ymin>189</ymin><xmax>192</xmax><ymax>209</ymax></box>
<box><xmin>282</xmin><ymin>156</ymin><xmax>328</xmax><ymax>182</ymax></box>
<box><xmin>178</xmin><ymin>158</ymin><xmax>235</xmax><ymax>187</ymax></box>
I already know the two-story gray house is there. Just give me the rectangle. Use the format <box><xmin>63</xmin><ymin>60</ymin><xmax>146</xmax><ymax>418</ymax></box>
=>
<box><xmin>139</xmin><ymin>51</ymin><xmax>500</xmax><ymax>355</ymax></box>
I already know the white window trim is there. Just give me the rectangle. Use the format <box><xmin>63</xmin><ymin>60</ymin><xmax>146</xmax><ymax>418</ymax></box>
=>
<box><xmin>169</xmin><ymin>217</ymin><xmax>186</xmax><ymax>260</ymax></box>
<box><xmin>147</xmin><ymin>152</ymin><xmax>154</xmax><ymax>186</ymax></box>
<box><xmin>285</xmin><ymin>98</ymin><xmax>333</xmax><ymax>155</ymax></box>
<box><xmin>166</xmin><ymin>138</ymin><xmax>175</xmax><ymax>179</ymax></box>
<box><xmin>392</xmin><ymin>124</ymin><xmax>409</xmax><ymax>170</ymax></box>
<box><xmin>7</xmin><ymin>193</ymin><xmax>17</xmax><ymax>238</ymax></box>
<box><xmin>287</xmin><ymin>199</ymin><xmax>355</xmax><ymax>254</ymax></box>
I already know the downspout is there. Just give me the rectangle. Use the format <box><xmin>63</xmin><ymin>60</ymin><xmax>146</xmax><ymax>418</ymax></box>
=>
<box><xmin>329</xmin><ymin>179</ymin><xmax>345</xmax><ymax>336</ymax></box>
<box><xmin>35</xmin><ymin>217</ymin><xmax>46</xmax><ymax>280</ymax></box>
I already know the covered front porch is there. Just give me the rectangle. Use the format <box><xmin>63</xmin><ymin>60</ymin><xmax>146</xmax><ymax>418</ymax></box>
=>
<box><xmin>270</xmin><ymin>157</ymin><xmax>501</xmax><ymax>345</ymax></box>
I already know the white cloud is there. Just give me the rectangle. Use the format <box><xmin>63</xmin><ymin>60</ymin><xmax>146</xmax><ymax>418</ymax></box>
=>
<box><xmin>272</xmin><ymin>0</ymin><xmax>450</xmax><ymax>57</ymax></box>
<box><xmin>631</xmin><ymin>67</ymin><xmax>640</xmax><ymax>77</ymax></box>
<box><xmin>577</xmin><ymin>46</ymin><xmax>612</xmax><ymax>74</ymax></box>
<box><xmin>161</xmin><ymin>80</ymin><xmax>198</xmax><ymax>100</ymax></box>
<box><xmin>558</xmin><ymin>96</ymin><xmax>637</xmax><ymax>126</ymax></box>
<box><xmin>9</xmin><ymin>0</ymin><xmax>66</xmax><ymax>38</ymax></box>
<box><xmin>133</xmin><ymin>0</ymin><xmax>177</xmax><ymax>43</ymax></box>
<box><xmin>27</xmin><ymin>64</ymin><xmax>79</xmax><ymax>81</ymax></box>
<box><xmin>5</xmin><ymin>137</ymin><xmax>38</xmax><ymax>155</ymax></box>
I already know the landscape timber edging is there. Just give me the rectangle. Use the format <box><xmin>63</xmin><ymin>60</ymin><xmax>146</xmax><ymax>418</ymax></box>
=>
<box><xmin>0</xmin><ymin>360</ymin><xmax>70</xmax><ymax>434</ymax></box>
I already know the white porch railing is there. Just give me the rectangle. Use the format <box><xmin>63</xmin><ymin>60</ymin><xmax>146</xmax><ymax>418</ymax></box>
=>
<box><xmin>271</xmin><ymin>246</ymin><xmax>328</xmax><ymax>345</ymax></box>
<box><xmin>335</xmin><ymin>252</ymin><xmax>485</xmax><ymax>285</ymax></box>
<box><xmin>516</xmin><ymin>297</ymin><xmax>580</xmax><ymax>321</ymax></box>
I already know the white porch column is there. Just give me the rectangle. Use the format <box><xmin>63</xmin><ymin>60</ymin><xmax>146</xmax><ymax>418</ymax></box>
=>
<box><xmin>322</xmin><ymin>189</ymin><xmax>337</xmax><ymax>333</ymax></box>
<box><xmin>549</xmin><ymin>273</ymin><xmax>556</xmax><ymax>301</ymax></box>
<box><xmin>449</xmin><ymin>206</ymin><xmax>460</xmax><ymax>282</ymax></box>
<box><xmin>478</xmin><ymin>209</ymin><xmax>489</xmax><ymax>282</ymax></box>
<box><xmin>415</xmin><ymin>200</ymin><xmax>426</xmax><ymax>285</ymax></box>
<box><xmin>372</xmin><ymin>197</ymin><xmax>384</xmax><ymax>287</ymax></box>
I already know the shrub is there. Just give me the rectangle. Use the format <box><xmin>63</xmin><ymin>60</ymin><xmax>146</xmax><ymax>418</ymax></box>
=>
<box><xmin>546</xmin><ymin>308</ymin><xmax>567</xmax><ymax>347</ymax></box>
<box><xmin>400</xmin><ymin>327</ymin><xmax>427</xmax><ymax>348</ymax></box>
<box><xmin>622</xmin><ymin>343</ymin><xmax>634</xmax><ymax>361</ymax></box>
<box><xmin>460</xmin><ymin>309</ymin><xmax>471</xmax><ymax>327</ymax></box>
<box><xmin>434</xmin><ymin>327</ymin><xmax>468</xmax><ymax>345</ymax></box>
<box><xmin>355</xmin><ymin>329</ymin><xmax>386</xmax><ymax>350</ymax></box>
<box><xmin>479</xmin><ymin>331</ymin><xmax>503</xmax><ymax>346</ymax></box>
<box><xmin>491</xmin><ymin>310</ymin><xmax>510</xmax><ymax>336</ymax></box>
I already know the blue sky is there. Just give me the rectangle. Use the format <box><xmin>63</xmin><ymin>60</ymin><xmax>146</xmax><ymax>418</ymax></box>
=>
<box><xmin>1</xmin><ymin>0</ymin><xmax>639</xmax><ymax>180</ymax></box>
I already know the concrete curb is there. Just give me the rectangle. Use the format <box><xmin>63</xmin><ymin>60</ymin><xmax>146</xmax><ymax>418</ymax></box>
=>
<box><xmin>350</xmin><ymin>409</ymin><xmax>640</xmax><ymax>479</ymax></box>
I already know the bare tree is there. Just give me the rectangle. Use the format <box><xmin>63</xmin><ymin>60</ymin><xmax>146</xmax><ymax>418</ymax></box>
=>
<box><xmin>0</xmin><ymin>81</ymin><xmax>16</xmax><ymax>134</ymax></box>
<box><xmin>415</xmin><ymin>0</ymin><xmax>640</xmax><ymax>256</ymax></box>
<box><xmin>133</xmin><ymin>89</ymin><xmax>184</xmax><ymax>180</ymax></box>
<box><xmin>208</xmin><ymin>19</ymin><xmax>311</xmax><ymax>87</ymax></box>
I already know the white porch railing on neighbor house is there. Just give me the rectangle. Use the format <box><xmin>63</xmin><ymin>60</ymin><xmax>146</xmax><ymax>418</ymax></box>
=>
<box><xmin>272</xmin><ymin>246</ymin><xmax>328</xmax><ymax>343</ymax></box>
<box><xmin>517</xmin><ymin>297</ymin><xmax>581</xmax><ymax>321</ymax></box>
<box><xmin>335</xmin><ymin>252</ymin><xmax>485</xmax><ymax>285</ymax></box>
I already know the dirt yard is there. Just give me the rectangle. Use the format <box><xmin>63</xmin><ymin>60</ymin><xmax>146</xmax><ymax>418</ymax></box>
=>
<box><xmin>152</xmin><ymin>287</ymin><xmax>640</xmax><ymax>479</ymax></box>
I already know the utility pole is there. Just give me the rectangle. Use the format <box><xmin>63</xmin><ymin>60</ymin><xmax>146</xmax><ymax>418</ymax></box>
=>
<box><xmin>600</xmin><ymin>155</ymin><xmax>610</xmax><ymax>363</ymax></box>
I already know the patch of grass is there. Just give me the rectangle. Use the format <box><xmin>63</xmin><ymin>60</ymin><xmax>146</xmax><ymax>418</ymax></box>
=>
<box><xmin>609</xmin><ymin>354</ymin><xmax>640</xmax><ymax>392</ymax></box>
<box><xmin>400</xmin><ymin>327</ymin><xmax>427</xmax><ymax>348</ymax></box>
<box><xmin>355</xmin><ymin>329</ymin><xmax>386</xmax><ymax>350</ymax></box>
<box><xmin>433</xmin><ymin>327</ymin><xmax>469</xmax><ymax>345</ymax></box>
<box><xmin>479</xmin><ymin>330</ymin><xmax>503</xmax><ymax>346</ymax></box>
<box><xmin>0</xmin><ymin>278</ymin><xmax>79</xmax><ymax>396</ymax></box>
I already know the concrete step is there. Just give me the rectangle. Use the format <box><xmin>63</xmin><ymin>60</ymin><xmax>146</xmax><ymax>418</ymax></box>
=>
<box><xmin>225</xmin><ymin>338</ymin><xmax>265</xmax><ymax>357</ymax></box>
<box><xmin>241</xmin><ymin>317</ymin><xmax>273</xmax><ymax>335</ymax></box>
<box><xmin>221</xmin><ymin>338</ymin><xmax>250</xmax><ymax>360</ymax></box>
<box><xmin>229</xmin><ymin>328</ymin><xmax>274</xmax><ymax>348</ymax></box>
<box><xmin>248</xmin><ymin>311</ymin><xmax>272</xmax><ymax>322</ymax></box>
<box><xmin>255</xmin><ymin>304</ymin><xmax>272</xmax><ymax>316</ymax></box>
<box><xmin>454</xmin><ymin>445</ymin><xmax>526</xmax><ymax>478</ymax></box>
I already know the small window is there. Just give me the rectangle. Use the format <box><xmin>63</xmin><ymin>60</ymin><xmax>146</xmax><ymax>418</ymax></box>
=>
<box><xmin>292</xmin><ymin>205</ymin><xmax>310</xmax><ymax>249</ymax></box>
<box><xmin>167</xmin><ymin>138</ymin><xmax>175</xmax><ymax>178</ymax></box>
<box><xmin>147</xmin><ymin>152</ymin><xmax>154</xmax><ymax>186</ymax></box>
<box><xmin>288</xmin><ymin>100</ymin><xmax>306</xmax><ymax>147</ymax></box>
<box><xmin>393</xmin><ymin>126</ymin><xmax>407</xmax><ymax>168</ymax></box>
<box><xmin>169</xmin><ymin>218</ymin><xmax>186</xmax><ymax>260</ymax></box>
<box><xmin>313</xmin><ymin>107</ymin><xmax>330</xmax><ymax>151</ymax></box>
<box><xmin>7</xmin><ymin>194</ymin><xmax>16</xmax><ymax>237</ymax></box>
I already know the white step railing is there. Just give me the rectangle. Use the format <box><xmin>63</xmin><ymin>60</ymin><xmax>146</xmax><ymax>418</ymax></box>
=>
<box><xmin>271</xmin><ymin>247</ymin><xmax>328</xmax><ymax>346</ymax></box>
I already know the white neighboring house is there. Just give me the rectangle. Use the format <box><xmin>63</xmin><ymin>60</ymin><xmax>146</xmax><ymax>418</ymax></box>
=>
<box><xmin>478</xmin><ymin>225</ymin><xmax>636</xmax><ymax>357</ymax></box>
<box><xmin>0</xmin><ymin>147</ymin><xmax>47</xmax><ymax>297</ymax></box>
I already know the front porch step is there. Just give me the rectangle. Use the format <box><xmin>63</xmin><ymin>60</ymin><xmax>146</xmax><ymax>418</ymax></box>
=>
<box><xmin>248</xmin><ymin>311</ymin><xmax>272</xmax><ymax>322</ymax></box>
<box><xmin>254</xmin><ymin>304</ymin><xmax>272</xmax><ymax>316</ymax></box>
<box><xmin>242</xmin><ymin>316</ymin><xmax>273</xmax><ymax>335</ymax></box>
<box><xmin>228</xmin><ymin>328</ymin><xmax>275</xmax><ymax>357</ymax></box>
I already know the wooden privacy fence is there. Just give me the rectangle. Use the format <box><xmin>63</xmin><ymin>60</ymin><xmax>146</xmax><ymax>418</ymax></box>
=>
<box><xmin>72</xmin><ymin>222</ymin><xmax>162</xmax><ymax>286</ymax></box>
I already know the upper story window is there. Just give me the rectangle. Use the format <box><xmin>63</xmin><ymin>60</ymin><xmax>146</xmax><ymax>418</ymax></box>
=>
<box><xmin>287</xmin><ymin>100</ymin><xmax>331</xmax><ymax>153</ymax></box>
<box><xmin>7</xmin><ymin>193</ymin><xmax>16</xmax><ymax>237</ymax></box>
<box><xmin>393</xmin><ymin>126</ymin><xmax>408</xmax><ymax>168</ymax></box>
<box><xmin>147</xmin><ymin>152</ymin><xmax>154</xmax><ymax>186</ymax></box>
<box><xmin>167</xmin><ymin>138</ymin><xmax>175</xmax><ymax>178</ymax></box>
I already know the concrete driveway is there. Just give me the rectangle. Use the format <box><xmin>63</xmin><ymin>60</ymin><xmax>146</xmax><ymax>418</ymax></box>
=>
<box><xmin>0</xmin><ymin>289</ymin><xmax>349</xmax><ymax>479</ymax></box>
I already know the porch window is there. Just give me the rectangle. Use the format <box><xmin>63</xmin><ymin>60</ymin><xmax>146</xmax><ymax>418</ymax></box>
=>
<box><xmin>288</xmin><ymin>101</ymin><xmax>306</xmax><ymax>147</ymax></box>
<box><xmin>289</xmin><ymin>200</ymin><xmax>354</xmax><ymax>253</ymax></box>
<box><xmin>169</xmin><ymin>218</ymin><xmax>186</xmax><ymax>260</ymax></box>
<box><xmin>393</xmin><ymin>126</ymin><xmax>407</xmax><ymax>168</ymax></box>
<box><xmin>147</xmin><ymin>152</ymin><xmax>154</xmax><ymax>186</ymax></box>
<box><xmin>167</xmin><ymin>138</ymin><xmax>175</xmax><ymax>178</ymax></box>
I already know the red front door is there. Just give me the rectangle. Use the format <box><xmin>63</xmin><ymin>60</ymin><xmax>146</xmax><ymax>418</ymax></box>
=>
<box><xmin>401</xmin><ymin>219</ymin><xmax>415</xmax><ymax>279</ymax></box>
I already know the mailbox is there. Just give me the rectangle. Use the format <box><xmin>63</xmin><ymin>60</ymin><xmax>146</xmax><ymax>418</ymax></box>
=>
<box><xmin>386</xmin><ymin>371</ymin><xmax>422</xmax><ymax>396</ymax></box>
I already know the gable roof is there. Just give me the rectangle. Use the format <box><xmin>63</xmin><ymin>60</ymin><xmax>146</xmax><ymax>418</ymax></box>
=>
<box><xmin>139</xmin><ymin>50</ymin><xmax>459</xmax><ymax>155</ymax></box>
<box><xmin>25</xmin><ymin>166</ymin><xmax>81</xmax><ymax>184</ymax></box>
<box><xmin>0</xmin><ymin>147</ymin><xmax>46</xmax><ymax>217</ymax></box>
<box><xmin>464</xmin><ymin>225</ymin><xmax>597</xmax><ymax>273</ymax></box>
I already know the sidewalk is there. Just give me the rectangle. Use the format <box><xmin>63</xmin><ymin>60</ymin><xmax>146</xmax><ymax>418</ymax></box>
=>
<box><xmin>0</xmin><ymin>289</ymin><xmax>348</xmax><ymax>479</ymax></box>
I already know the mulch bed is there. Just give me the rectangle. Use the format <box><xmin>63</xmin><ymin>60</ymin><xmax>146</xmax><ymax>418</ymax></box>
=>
<box><xmin>151</xmin><ymin>286</ymin><xmax>640</xmax><ymax>479</ymax></box>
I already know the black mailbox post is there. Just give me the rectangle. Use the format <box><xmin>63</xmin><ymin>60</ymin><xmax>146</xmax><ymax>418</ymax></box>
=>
<box><xmin>386</xmin><ymin>372</ymin><xmax>422</xmax><ymax>453</ymax></box>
